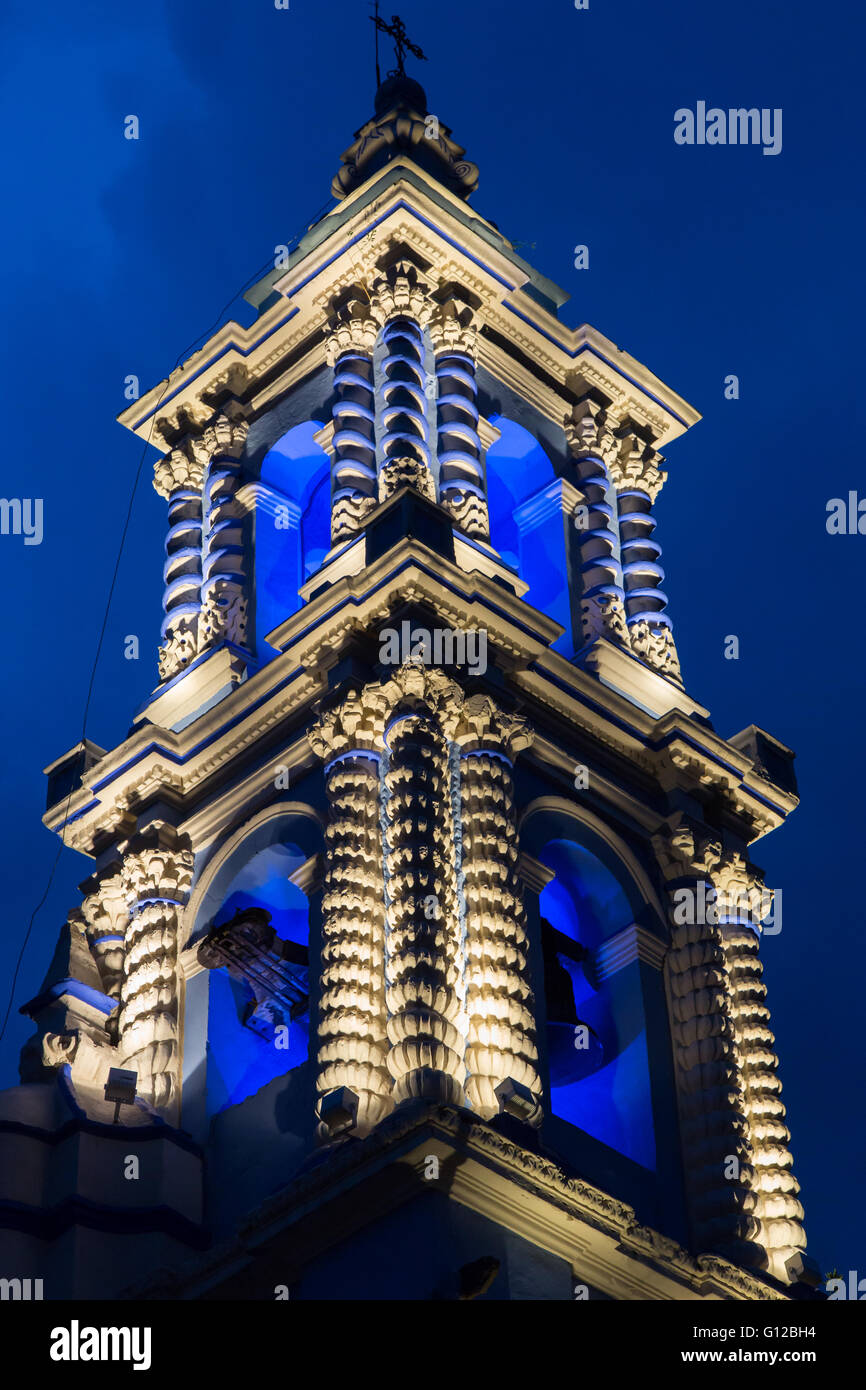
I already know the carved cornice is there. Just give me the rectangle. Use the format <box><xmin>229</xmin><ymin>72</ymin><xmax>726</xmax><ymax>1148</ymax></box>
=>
<box><xmin>118</xmin><ymin>1101</ymin><xmax>787</xmax><ymax>1302</ymax></box>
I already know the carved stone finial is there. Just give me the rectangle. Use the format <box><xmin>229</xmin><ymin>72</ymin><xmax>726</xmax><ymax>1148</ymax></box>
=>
<box><xmin>378</xmin><ymin>455</ymin><xmax>435</xmax><ymax>502</ymax></box>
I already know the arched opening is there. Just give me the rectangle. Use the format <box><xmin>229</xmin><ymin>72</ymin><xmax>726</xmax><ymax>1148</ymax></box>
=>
<box><xmin>520</xmin><ymin>802</ymin><xmax>668</xmax><ymax>1173</ymax></box>
<box><xmin>484</xmin><ymin>416</ymin><xmax>556</xmax><ymax>571</ymax></box>
<box><xmin>187</xmin><ymin>806</ymin><xmax>323</xmax><ymax>1119</ymax></box>
<box><xmin>254</xmin><ymin>423</ymin><xmax>331</xmax><ymax>658</ymax></box>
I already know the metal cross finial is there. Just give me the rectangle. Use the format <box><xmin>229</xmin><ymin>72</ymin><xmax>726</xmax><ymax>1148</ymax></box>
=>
<box><xmin>370</xmin><ymin>11</ymin><xmax>427</xmax><ymax>78</ymax></box>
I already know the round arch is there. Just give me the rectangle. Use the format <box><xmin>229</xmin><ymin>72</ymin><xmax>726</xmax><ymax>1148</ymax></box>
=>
<box><xmin>184</xmin><ymin>801</ymin><xmax>324</xmax><ymax>951</ymax></box>
<box><xmin>519</xmin><ymin>796</ymin><xmax>668</xmax><ymax>928</ymax></box>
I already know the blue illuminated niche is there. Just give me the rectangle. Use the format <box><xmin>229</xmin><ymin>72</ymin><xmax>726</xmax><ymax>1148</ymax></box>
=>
<box><xmin>538</xmin><ymin>838</ymin><xmax>656</xmax><ymax>1169</ymax></box>
<box><xmin>255</xmin><ymin>423</ymin><xmax>331</xmax><ymax>660</ymax></box>
<box><xmin>485</xmin><ymin>419</ymin><xmax>575</xmax><ymax>654</ymax></box>
<box><xmin>205</xmin><ymin>842</ymin><xmax>310</xmax><ymax>1116</ymax></box>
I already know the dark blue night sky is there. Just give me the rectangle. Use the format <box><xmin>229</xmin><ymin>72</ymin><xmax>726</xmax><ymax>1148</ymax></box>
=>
<box><xmin>1</xmin><ymin>0</ymin><xmax>863</xmax><ymax>1279</ymax></box>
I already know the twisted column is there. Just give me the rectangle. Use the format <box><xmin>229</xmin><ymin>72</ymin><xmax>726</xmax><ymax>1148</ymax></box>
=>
<box><xmin>455</xmin><ymin>697</ymin><xmax>541</xmax><ymax>1119</ymax></box>
<box><xmin>309</xmin><ymin>689</ymin><xmax>391</xmax><ymax>1139</ymax></box>
<box><xmin>153</xmin><ymin>443</ymin><xmax>205</xmax><ymax>682</ymax></box>
<box><xmin>118</xmin><ymin>826</ymin><xmax>193</xmax><ymax>1114</ymax></box>
<box><xmin>80</xmin><ymin>869</ymin><xmax>129</xmax><ymax>1005</ymax></box>
<box><xmin>326</xmin><ymin>294</ymin><xmax>379</xmax><ymax>544</ymax></box>
<box><xmin>610</xmin><ymin>432</ymin><xmax>682</xmax><ymax>684</ymax></box>
<box><xmin>199</xmin><ymin>413</ymin><xmax>249</xmax><ymax>652</ymax></box>
<box><xmin>371</xmin><ymin>262</ymin><xmax>435</xmax><ymax>502</ymax></box>
<box><xmin>382</xmin><ymin>663</ymin><xmax>466</xmax><ymax>1106</ymax></box>
<box><xmin>430</xmin><ymin>300</ymin><xmax>489</xmax><ymax>540</ymax></box>
<box><xmin>654</xmin><ymin>821</ymin><xmax>764</xmax><ymax>1267</ymax></box>
<box><xmin>564</xmin><ymin>400</ymin><xmax>629</xmax><ymax>646</ymax></box>
<box><xmin>714</xmin><ymin>855</ymin><xmax>806</xmax><ymax>1282</ymax></box>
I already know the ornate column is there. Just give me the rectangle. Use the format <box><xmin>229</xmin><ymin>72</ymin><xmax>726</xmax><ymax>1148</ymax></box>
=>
<box><xmin>714</xmin><ymin>854</ymin><xmax>806</xmax><ymax>1282</ymax></box>
<box><xmin>455</xmin><ymin>696</ymin><xmax>541</xmax><ymax>1120</ymax></box>
<box><xmin>308</xmin><ymin>688</ymin><xmax>391</xmax><ymax>1139</ymax></box>
<box><xmin>564</xmin><ymin>400</ymin><xmax>629</xmax><ymax>646</ymax></box>
<box><xmin>610</xmin><ymin>432</ymin><xmax>682</xmax><ymax>684</ymax></box>
<box><xmin>653</xmin><ymin>820</ymin><xmax>762</xmax><ymax>1266</ymax></box>
<box><xmin>430</xmin><ymin>299</ymin><xmax>490</xmax><ymax>541</ymax></box>
<box><xmin>371</xmin><ymin>261</ymin><xmax>435</xmax><ymax>502</ymax></box>
<box><xmin>80</xmin><ymin>867</ymin><xmax>129</xmax><ymax>1007</ymax></box>
<box><xmin>382</xmin><ymin>663</ymin><xmax>466</xmax><ymax>1106</ymax></box>
<box><xmin>118</xmin><ymin>824</ymin><xmax>194</xmax><ymax>1115</ymax></box>
<box><xmin>153</xmin><ymin>442</ymin><xmax>205</xmax><ymax>682</ymax></box>
<box><xmin>325</xmin><ymin>292</ymin><xmax>379</xmax><ymax>544</ymax></box>
<box><xmin>199</xmin><ymin>413</ymin><xmax>250</xmax><ymax>653</ymax></box>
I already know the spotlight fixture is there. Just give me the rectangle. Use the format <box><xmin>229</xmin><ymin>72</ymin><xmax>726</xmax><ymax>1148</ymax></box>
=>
<box><xmin>317</xmin><ymin>1086</ymin><xmax>359</xmax><ymax>1136</ymax></box>
<box><xmin>104</xmin><ymin>1068</ymin><xmax>138</xmax><ymax>1125</ymax></box>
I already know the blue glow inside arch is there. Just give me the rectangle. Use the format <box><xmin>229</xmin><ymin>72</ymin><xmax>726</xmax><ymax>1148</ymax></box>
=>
<box><xmin>485</xmin><ymin>415</ymin><xmax>556</xmax><ymax>569</ymax></box>
<box><xmin>255</xmin><ymin>422</ymin><xmax>331</xmax><ymax>659</ymax></box>
<box><xmin>522</xmin><ymin>813</ymin><xmax>659</xmax><ymax>1171</ymax></box>
<box><xmin>201</xmin><ymin>827</ymin><xmax>318</xmax><ymax>1117</ymax></box>
<box><xmin>485</xmin><ymin>418</ymin><xmax>576</xmax><ymax>654</ymax></box>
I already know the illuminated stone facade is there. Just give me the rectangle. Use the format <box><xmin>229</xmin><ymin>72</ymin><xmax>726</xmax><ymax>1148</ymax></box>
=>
<box><xmin>0</xmin><ymin>70</ymin><xmax>811</xmax><ymax>1301</ymax></box>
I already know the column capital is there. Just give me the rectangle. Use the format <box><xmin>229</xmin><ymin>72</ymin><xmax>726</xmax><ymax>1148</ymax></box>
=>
<box><xmin>564</xmin><ymin>399</ymin><xmax>619</xmax><ymax>465</ymax></box>
<box><xmin>119</xmin><ymin>824</ymin><xmax>194</xmax><ymax>905</ymax></box>
<box><xmin>199</xmin><ymin>411</ymin><xmax>249</xmax><ymax>462</ymax></box>
<box><xmin>369</xmin><ymin>259</ymin><xmax>433</xmax><ymax>325</ymax></box>
<box><xmin>652</xmin><ymin>818</ymin><xmax>722</xmax><ymax>881</ymax></box>
<box><xmin>429</xmin><ymin>299</ymin><xmax>476</xmax><ymax>355</ymax></box>
<box><xmin>80</xmin><ymin>868</ymin><xmax>128</xmax><ymax>935</ymax></box>
<box><xmin>454</xmin><ymin>694</ymin><xmax>532</xmax><ymax>758</ymax></box>
<box><xmin>153</xmin><ymin>442</ymin><xmax>205</xmax><ymax>500</ymax></box>
<box><xmin>324</xmin><ymin>292</ymin><xmax>379</xmax><ymax>362</ymax></box>
<box><xmin>609</xmin><ymin>432</ymin><xmax>667</xmax><ymax>501</ymax></box>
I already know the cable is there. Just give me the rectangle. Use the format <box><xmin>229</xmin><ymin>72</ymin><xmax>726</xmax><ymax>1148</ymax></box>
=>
<box><xmin>0</xmin><ymin>196</ymin><xmax>333</xmax><ymax>1046</ymax></box>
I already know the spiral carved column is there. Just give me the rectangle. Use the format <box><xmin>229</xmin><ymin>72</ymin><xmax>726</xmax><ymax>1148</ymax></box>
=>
<box><xmin>200</xmin><ymin>413</ymin><xmax>250</xmax><ymax>652</ymax></box>
<box><xmin>430</xmin><ymin>301</ymin><xmax>489</xmax><ymax>541</ymax></box>
<box><xmin>654</xmin><ymin>822</ymin><xmax>764</xmax><ymax>1266</ymax></box>
<box><xmin>118</xmin><ymin>827</ymin><xmax>193</xmax><ymax>1115</ymax></box>
<box><xmin>382</xmin><ymin>664</ymin><xmax>466</xmax><ymax>1106</ymax></box>
<box><xmin>80</xmin><ymin>869</ymin><xmax>129</xmax><ymax>1006</ymax></box>
<box><xmin>564</xmin><ymin>400</ymin><xmax>629</xmax><ymax>646</ymax></box>
<box><xmin>610</xmin><ymin>433</ymin><xmax>682</xmax><ymax>685</ymax></box>
<box><xmin>715</xmin><ymin>856</ymin><xmax>806</xmax><ymax>1282</ymax></box>
<box><xmin>308</xmin><ymin>690</ymin><xmax>391</xmax><ymax>1139</ymax></box>
<box><xmin>371</xmin><ymin>261</ymin><xmax>435</xmax><ymax>502</ymax></box>
<box><xmin>455</xmin><ymin>697</ymin><xmax>541</xmax><ymax>1120</ymax></box>
<box><xmin>326</xmin><ymin>294</ymin><xmax>379</xmax><ymax>544</ymax></box>
<box><xmin>153</xmin><ymin>443</ymin><xmax>205</xmax><ymax>682</ymax></box>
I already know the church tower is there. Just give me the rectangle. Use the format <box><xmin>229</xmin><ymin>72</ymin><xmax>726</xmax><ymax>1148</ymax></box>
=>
<box><xmin>0</xmin><ymin>41</ymin><xmax>812</xmax><ymax>1302</ymax></box>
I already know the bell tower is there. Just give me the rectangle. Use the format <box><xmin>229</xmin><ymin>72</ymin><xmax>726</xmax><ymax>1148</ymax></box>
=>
<box><xmin>0</xmin><ymin>41</ymin><xmax>813</xmax><ymax>1303</ymax></box>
